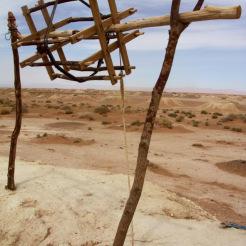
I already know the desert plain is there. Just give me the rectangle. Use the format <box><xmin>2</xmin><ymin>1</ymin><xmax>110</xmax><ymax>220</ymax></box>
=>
<box><xmin>0</xmin><ymin>88</ymin><xmax>245</xmax><ymax>245</ymax></box>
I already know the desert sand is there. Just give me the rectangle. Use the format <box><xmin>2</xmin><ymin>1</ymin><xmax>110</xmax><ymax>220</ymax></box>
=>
<box><xmin>0</xmin><ymin>88</ymin><xmax>246</xmax><ymax>245</ymax></box>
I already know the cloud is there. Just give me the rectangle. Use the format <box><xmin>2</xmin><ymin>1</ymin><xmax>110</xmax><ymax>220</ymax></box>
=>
<box><xmin>127</xmin><ymin>24</ymin><xmax>246</xmax><ymax>51</ymax></box>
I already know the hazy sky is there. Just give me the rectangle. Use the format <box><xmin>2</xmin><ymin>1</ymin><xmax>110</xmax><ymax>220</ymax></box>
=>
<box><xmin>0</xmin><ymin>0</ymin><xmax>245</xmax><ymax>92</ymax></box>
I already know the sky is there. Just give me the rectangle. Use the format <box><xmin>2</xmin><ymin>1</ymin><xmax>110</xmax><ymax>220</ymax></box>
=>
<box><xmin>0</xmin><ymin>0</ymin><xmax>245</xmax><ymax>93</ymax></box>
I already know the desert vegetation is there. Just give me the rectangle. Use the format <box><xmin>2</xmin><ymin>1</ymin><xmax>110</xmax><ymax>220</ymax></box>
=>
<box><xmin>1</xmin><ymin>89</ymin><xmax>245</xmax><ymax>134</ymax></box>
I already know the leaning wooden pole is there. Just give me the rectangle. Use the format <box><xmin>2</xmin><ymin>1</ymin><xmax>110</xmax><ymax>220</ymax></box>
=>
<box><xmin>6</xmin><ymin>12</ymin><xmax>23</xmax><ymax>191</ymax></box>
<box><xmin>113</xmin><ymin>0</ymin><xmax>204</xmax><ymax>245</ymax></box>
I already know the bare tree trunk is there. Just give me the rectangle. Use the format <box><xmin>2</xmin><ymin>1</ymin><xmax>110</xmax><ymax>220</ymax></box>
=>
<box><xmin>6</xmin><ymin>12</ymin><xmax>23</xmax><ymax>191</ymax></box>
<box><xmin>113</xmin><ymin>1</ymin><xmax>204</xmax><ymax>245</ymax></box>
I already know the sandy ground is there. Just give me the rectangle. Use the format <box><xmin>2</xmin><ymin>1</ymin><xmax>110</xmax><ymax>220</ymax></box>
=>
<box><xmin>0</xmin><ymin>89</ymin><xmax>246</xmax><ymax>245</ymax></box>
<box><xmin>1</xmin><ymin>157</ymin><xmax>246</xmax><ymax>246</ymax></box>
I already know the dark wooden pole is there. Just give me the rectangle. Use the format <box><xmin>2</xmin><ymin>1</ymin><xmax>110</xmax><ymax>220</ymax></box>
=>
<box><xmin>113</xmin><ymin>0</ymin><xmax>204</xmax><ymax>245</ymax></box>
<box><xmin>6</xmin><ymin>12</ymin><xmax>23</xmax><ymax>191</ymax></box>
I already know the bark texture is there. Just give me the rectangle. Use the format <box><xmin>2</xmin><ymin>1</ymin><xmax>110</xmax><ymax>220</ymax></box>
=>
<box><xmin>113</xmin><ymin>1</ymin><xmax>204</xmax><ymax>245</ymax></box>
<box><xmin>6</xmin><ymin>12</ymin><xmax>23</xmax><ymax>191</ymax></box>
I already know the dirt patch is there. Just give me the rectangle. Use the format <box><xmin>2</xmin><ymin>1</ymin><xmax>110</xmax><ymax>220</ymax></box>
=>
<box><xmin>158</xmin><ymin>125</ymin><xmax>193</xmax><ymax>134</ymax></box>
<box><xmin>46</xmin><ymin>121</ymin><xmax>85</xmax><ymax>130</ymax></box>
<box><xmin>81</xmin><ymin>242</ymin><xmax>100</xmax><ymax>246</ymax></box>
<box><xmin>216</xmin><ymin>140</ymin><xmax>235</xmax><ymax>145</ymax></box>
<box><xmin>32</xmin><ymin>134</ymin><xmax>95</xmax><ymax>146</ymax></box>
<box><xmin>148</xmin><ymin>162</ymin><xmax>190</xmax><ymax>179</ymax></box>
<box><xmin>192</xmin><ymin>143</ymin><xmax>206</xmax><ymax>148</ymax></box>
<box><xmin>109</xmin><ymin>125</ymin><xmax>192</xmax><ymax>134</ymax></box>
<box><xmin>20</xmin><ymin>199</ymin><xmax>38</xmax><ymax>208</ymax></box>
<box><xmin>194</xmin><ymin>198</ymin><xmax>246</xmax><ymax>224</ymax></box>
<box><xmin>216</xmin><ymin>160</ymin><xmax>246</xmax><ymax>177</ymax></box>
<box><xmin>202</xmin><ymin>181</ymin><xmax>246</xmax><ymax>193</ymax></box>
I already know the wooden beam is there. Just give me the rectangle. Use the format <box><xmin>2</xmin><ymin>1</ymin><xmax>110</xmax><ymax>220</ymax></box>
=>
<box><xmin>89</xmin><ymin>0</ymin><xmax>117</xmax><ymax>85</ymax></box>
<box><xmin>79</xmin><ymin>31</ymin><xmax>143</xmax><ymax>70</ymax></box>
<box><xmin>19</xmin><ymin>30</ymin><xmax>78</xmax><ymax>39</ymax></box>
<box><xmin>17</xmin><ymin>32</ymin><xmax>124</xmax><ymax>47</ymax></box>
<box><xmin>108</xmin><ymin>0</ymin><xmax>131</xmax><ymax>75</ymax></box>
<box><xmin>70</xmin><ymin>8</ymin><xmax>137</xmax><ymax>44</ymax></box>
<box><xmin>69</xmin><ymin>15</ymin><xmax>111</xmax><ymax>22</ymax></box>
<box><xmin>38</xmin><ymin>0</ymin><xmax>69</xmax><ymax>71</ymax></box>
<box><xmin>29</xmin><ymin>62</ymin><xmax>136</xmax><ymax>71</ymax></box>
<box><xmin>21</xmin><ymin>5</ymin><xmax>55</xmax><ymax>80</ymax></box>
<box><xmin>20</xmin><ymin>40</ymin><xmax>71</xmax><ymax>68</ymax></box>
<box><xmin>54</xmin><ymin>73</ymin><xmax>123</xmax><ymax>82</ymax></box>
<box><xmin>20</xmin><ymin>8</ymin><xmax>136</xmax><ymax>68</ymax></box>
<box><xmin>17</xmin><ymin>38</ymin><xmax>70</xmax><ymax>47</ymax></box>
<box><xmin>13</xmin><ymin>6</ymin><xmax>72</xmax><ymax>46</ymax></box>
<box><xmin>29</xmin><ymin>0</ymin><xmax>77</xmax><ymax>13</ymax></box>
<box><xmin>109</xmin><ymin>5</ymin><xmax>242</xmax><ymax>32</ymax></box>
<box><xmin>69</xmin><ymin>66</ymin><xmax>136</xmax><ymax>72</ymax></box>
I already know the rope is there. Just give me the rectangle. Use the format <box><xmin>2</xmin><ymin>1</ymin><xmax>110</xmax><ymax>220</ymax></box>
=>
<box><xmin>119</xmin><ymin>55</ymin><xmax>135</xmax><ymax>246</ymax></box>
<box><xmin>5</xmin><ymin>31</ymin><xmax>11</xmax><ymax>40</ymax></box>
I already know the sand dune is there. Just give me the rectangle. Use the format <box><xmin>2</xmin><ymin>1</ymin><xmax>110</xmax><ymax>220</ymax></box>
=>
<box><xmin>161</xmin><ymin>98</ymin><xmax>183</xmax><ymax>107</ymax></box>
<box><xmin>200</xmin><ymin>102</ymin><xmax>240</xmax><ymax>113</ymax></box>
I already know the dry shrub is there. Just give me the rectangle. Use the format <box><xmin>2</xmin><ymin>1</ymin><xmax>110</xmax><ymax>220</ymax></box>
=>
<box><xmin>94</xmin><ymin>105</ymin><xmax>110</xmax><ymax>115</ymax></box>
<box><xmin>0</xmin><ymin>109</ymin><xmax>11</xmax><ymax>115</ymax></box>
<box><xmin>160</xmin><ymin>118</ymin><xmax>173</xmax><ymax>129</ymax></box>
<box><xmin>131</xmin><ymin>120</ymin><xmax>143</xmax><ymax>127</ymax></box>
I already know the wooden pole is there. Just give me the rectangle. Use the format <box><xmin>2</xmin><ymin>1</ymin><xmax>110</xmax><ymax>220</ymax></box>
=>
<box><xmin>113</xmin><ymin>0</ymin><xmax>205</xmax><ymax>245</ymax></box>
<box><xmin>6</xmin><ymin>12</ymin><xmax>23</xmax><ymax>191</ymax></box>
<box><xmin>109</xmin><ymin>5</ymin><xmax>241</xmax><ymax>32</ymax></box>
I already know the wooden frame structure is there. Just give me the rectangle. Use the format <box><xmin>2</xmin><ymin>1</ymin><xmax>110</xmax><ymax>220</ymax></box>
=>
<box><xmin>11</xmin><ymin>0</ymin><xmax>241</xmax><ymax>85</ymax></box>
<box><xmin>6</xmin><ymin>0</ymin><xmax>242</xmax><ymax>245</ymax></box>
<box><xmin>14</xmin><ymin>0</ymin><xmax>141</xmax><ymax>84</ymax></box>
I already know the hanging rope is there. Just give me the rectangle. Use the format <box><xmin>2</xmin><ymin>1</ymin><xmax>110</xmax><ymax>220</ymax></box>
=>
<box><xmin>119</xmin><ymin>54</ymin><xmax>135</xmax><ymax>246</ymax></box>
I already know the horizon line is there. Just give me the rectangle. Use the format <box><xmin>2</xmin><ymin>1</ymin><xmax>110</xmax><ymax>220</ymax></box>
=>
<box><xmin>1</xmin><ymin>85</ymin><xmax>246</xmax><ymax>96</ymax></box>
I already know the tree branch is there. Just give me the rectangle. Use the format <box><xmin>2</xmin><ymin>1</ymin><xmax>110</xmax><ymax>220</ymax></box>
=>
<box><xmin>171</xmin><ymin>0</ymin><xmax>181</xmax><ymax>26</ymax></box>
<box><xmin>194</xmin><ymin>0</ymin><xmax>205</xmax><ymax>11</ymax></box>
<box><xmin>113</xmin><ymin>1</ymin><xmax>186</xmax><ymax>245</ymax></box>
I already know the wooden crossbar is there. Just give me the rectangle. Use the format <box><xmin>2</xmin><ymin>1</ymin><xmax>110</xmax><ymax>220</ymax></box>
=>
<box><xmin>109</xmin><ymin>5</ymin><xmax>242</xmax><ymax>32</ymax></box>
<box><xmin>21</xmin><ymin>5</ymin><xmax>55</xmax><ymax>80</ymax></box>
<box><xmin>38</xmin><ymin>0</ymin><xmax>69</xmax><ymax>72</ymax></box>
<box><xmin>20</xmin><ymin>8</ymin><xmax>136</xmax><ymax>68</ymax></box>
<box><xmin>17</xmin><ymin>32</ymin><xmax>126</xmax><ymax>47</ymax></box>
<box><xmin>79</xmin><ymin>31</ymin><xmax>142</xmax><ymax>70</ymax></box>
<box><xmin>54</xmin><ymin>73</ymin><xmax>123</xmax><ymax>82</ymax></box>
<box><xmin>29</xmin><ymin>0</ymin><xmax>77</xmax><ymax>13</ymax></box>
<box><xmin>70</xmin><ymin>8</ymin><xmax>137</xmax><ymax>44</ymax></box>
<box><xmin>89</xmin><ymin>0</ymin><xmax>117</xmax><ymax>85</ymax></box>
<box><xmin>108</xmin><ymin>0</ymin><xmax>131</xmax><ymax>75</ymax></box>
<box><xmin>13</xmin><ymin>7</ymin><xmax>72</xmax><ymax>47</ymax></box>
<box><xmin>29</xmin><ymin>62</ymin><xmax>136</xmax><ymax>71</ymax></box>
